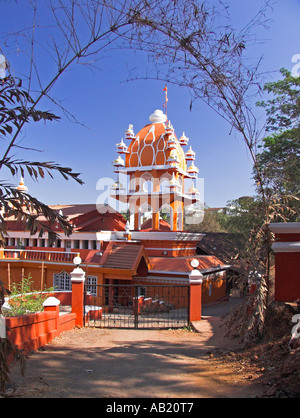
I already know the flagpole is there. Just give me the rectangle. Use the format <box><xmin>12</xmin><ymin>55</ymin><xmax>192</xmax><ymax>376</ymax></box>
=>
<box><xmin>163</xmin><ymin>85</ymin><xmax>168</xmax><ymax>119</ymax></box>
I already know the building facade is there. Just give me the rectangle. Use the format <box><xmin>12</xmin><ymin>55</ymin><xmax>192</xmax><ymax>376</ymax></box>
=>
<box><xmin>0</xmin><ymin>105</ymin><xmax>229</xmax><ymax>308</ymax></box>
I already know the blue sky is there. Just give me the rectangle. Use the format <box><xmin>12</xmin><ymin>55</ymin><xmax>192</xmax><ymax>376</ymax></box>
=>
<box><xmin>1</xmin><ymin>0</ymin><xmax>300</xmax><ymax>209</ymax></box>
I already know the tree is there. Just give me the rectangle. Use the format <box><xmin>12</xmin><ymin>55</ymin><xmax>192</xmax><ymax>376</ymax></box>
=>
<box><xmin>185</xmin><ymin>206</ymin><xmax>227</xmax><ymax>233</ymax></box>
<box><xmin>222</xmin><ymin>70</ymin><xmax>300</xmax><ymax>345</ymax></box>
<box><xmin>0</xmin><ymin>75</ymin><xmax>84</xmax><ymax>244</ymax></box>
<box><xmin>256</xmin><ymin>68</ymin><xmax>300</xmax><ymax>211</ymax></box>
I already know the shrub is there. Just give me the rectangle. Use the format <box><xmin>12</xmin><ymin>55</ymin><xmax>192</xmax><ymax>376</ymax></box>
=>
<box><xmin>2</xmin><ymin>276</ymin><xmax>53</xmax><ymax>317</ymax></box>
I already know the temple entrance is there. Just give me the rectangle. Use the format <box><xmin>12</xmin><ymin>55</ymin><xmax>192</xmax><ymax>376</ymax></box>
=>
<box><xmin>84</xmin><ymin>283</ymin><xmax>189</xmax><ymax>329</ymax></box>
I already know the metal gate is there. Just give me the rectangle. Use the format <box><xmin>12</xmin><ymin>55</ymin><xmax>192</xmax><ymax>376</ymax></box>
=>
<box><xmin>84</xmin><ymin>284</ymin><xmax>189</xmax><ymax>329</ymax></box>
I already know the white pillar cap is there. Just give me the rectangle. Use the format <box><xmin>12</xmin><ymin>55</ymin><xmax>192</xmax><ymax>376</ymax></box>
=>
<box><xmin>43</xmin><ymin>296</ymin><xmax>61</xmax><ymax>307</ymax></box>
<box><xmin>70</xmin><ymin>267</ymin><xmax>86</xmax><ymax>282</ymax></box>
<box><xmin>189</xmin><ymin>269</ymin><xmax>203</xmax><ymax>284</ymax></box>
<box><xmin>0</xmin><ymin>314</ymin><xmax>6</xmax><ymax>338</ymax></box>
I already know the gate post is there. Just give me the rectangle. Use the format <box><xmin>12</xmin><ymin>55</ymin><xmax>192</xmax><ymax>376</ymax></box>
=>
<box><xmin>189</xmin><ymin>263</ymin><xmax>203</xmax><ymax>322</ymax></box>
<box><xmin>71</xmin><ymin>255</ymin><xmax>86</xmax><ymax>328</ymax></box>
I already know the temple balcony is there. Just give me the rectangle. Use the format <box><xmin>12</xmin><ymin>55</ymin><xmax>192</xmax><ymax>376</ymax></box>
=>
<box><xmin>0</xmin><ymin>248</ymin><xmax>79</xmax><ymax>263</ymax></box>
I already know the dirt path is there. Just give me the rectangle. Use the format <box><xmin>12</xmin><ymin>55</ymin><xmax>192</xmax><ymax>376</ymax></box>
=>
<box><xmin>7</xmin><ymin>300</ymin><xmax>266</xmax><ymax>398</ymax></box>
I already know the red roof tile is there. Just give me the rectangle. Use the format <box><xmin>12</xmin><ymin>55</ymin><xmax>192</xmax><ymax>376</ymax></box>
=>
<box><xmin>149</xmin><ymin>255</ymin><xmax>225</xmax><ymax>274</ymax></box>
<box><xmin>101</xmin><ymin>242</ymin><xmax>149</xmax><ymax>271</ymax></box>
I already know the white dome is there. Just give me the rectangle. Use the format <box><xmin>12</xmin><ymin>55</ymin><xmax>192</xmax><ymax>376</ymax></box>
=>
<box><xmin>149</xmin><ymin>109</ymin><xmax>167</xmax><ymax>124</ymax></box>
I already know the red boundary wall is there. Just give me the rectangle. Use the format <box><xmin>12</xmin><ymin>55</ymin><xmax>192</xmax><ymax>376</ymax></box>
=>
<box><xmin>5</xmin><ymin>296</ymin><xmax>76</xmax><ymax>353</ymax></box>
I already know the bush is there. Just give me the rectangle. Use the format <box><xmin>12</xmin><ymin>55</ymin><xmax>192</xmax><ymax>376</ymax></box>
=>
<box><xmin>2</xmin><ymin>276</ymin><xmax>53</xmax><ymax>317</ymax></box>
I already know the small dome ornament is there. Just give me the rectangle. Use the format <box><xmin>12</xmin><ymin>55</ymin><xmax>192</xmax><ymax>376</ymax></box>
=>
<box><xmin>165</xmin><ymin>120</ymin><xmax>174</xmax><ymax>134</ymax></box>
<box><xmin>125</xmin><ymin>124</ymin><xmax>135</xmax><ymax>140</ymax></box>
<box><xmin>166</xmin><ymin>135</ymin><xmax>176</xmax><ymax>149</ymax></box>
<box><xmin>187</xmin><ymin>163</ymin><xmax>199</xmax><ymax>177</ymax></box>
<box><xmin>167</xmin><ymin>173</ymin><xmax>180</xmax><ymax>192</ymax></box>
<box><xmin>112</xmin><ymin>155</ymin><xmax>125</xmax><ymax>167</ymax></box>
<box><xmin>16</xmin><ymin>177</ymin><xmax>28</xmax><ymax>193</ymax></box>
<box><xmin>112</xmin><ymin>181</ymin><xmax>123</xmax><ymax>188</ymax></box>
<box><xmin>187</xmin><ymin>185</ymin><xmax>199</xmax><ymax>196</ymax></box>
<box><xmin>179</xmin><ymin>132</ymin><xmax>189</xmax><ymax>146</ymax></box>
<box><xmin>116</xmin><ymin>138</ymin><xmax>129</xmax><ymax>154</ymax></box>
<box><xmin>185</xmin><ymin>146</ymin><xmax>195</xmax><ymax>161</ymax></box>
<box><xmin>167</xmin><ymin>149</ymin><xmax>179</xmax><ymax>162</ymax></box>
<box><xmin>111</xmin><ymin>181</ymin><xmax>125</xmax><ymax>193</ymax></box>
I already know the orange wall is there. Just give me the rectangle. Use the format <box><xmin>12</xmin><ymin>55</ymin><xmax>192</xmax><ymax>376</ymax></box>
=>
<box><xmin>6</xmin><ymin>310</ymin><xmax>76</xmax><ymax>353</ymax></box>
<box><xmin>202</xmin><ymin>277</ymin><xmax>226</xmax><ymax>304</ymax></box>
<box><xmin>0</xmin><ymin>260</ymin><xmax>103</xmax><ymax>292</ymax></box>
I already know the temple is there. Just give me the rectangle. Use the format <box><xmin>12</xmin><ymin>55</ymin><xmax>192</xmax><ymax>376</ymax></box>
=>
<box><xmin>0</xmin><ymin>99</ymin><xmax>229</xmax><ymax>309</ymax></box>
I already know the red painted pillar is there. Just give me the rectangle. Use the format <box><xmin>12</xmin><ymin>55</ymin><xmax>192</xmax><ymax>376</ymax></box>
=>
<box><xmin>71</xmin><ymin>266</ymin><xmax>86</xmax><ymax>328</ymax></box>
<box><xmin>43</xmin><ymin>296</ymin><xmax>60</xmax><ymax>338</ymax></box>
<box><xmin>189</xmin><ymin>269</ymin><xmax>203</xmax><ymax>322</ymax></box>
<box><xmin>269</xmin><ymin>222</ymin><xmax>300</xmax><ymax>302</ymax></box>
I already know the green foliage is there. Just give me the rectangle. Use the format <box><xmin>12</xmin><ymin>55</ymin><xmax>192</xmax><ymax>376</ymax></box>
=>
<box><xmin>185</xmin><ymin>207</ymin><xmax>228</xmax><ymax>233</ymax></box>
<box><xmin>2</xmin><ymin>276</ymin><xmax>53</xmax><ymax>317</ymax></box>
<box><xmin>256</xmin><ymin>68</ymin><xmax>300</xmax><ymax>133</ymax></box>
<box><xmin>0</xmin><ymin>75</ymin><xmax>84</xmax><ymax>245</ymax></box>
<box><xmin>221</xmin><ymin>67</ymin><xmax>300</xmax><ymax>344</ymax></box>
<box><xmin>218</xmin><ymin>197</ymin><xmax>263</xmax><ymax>236</ymax></box>
<box><xmin>0</xmin><ymin>75</ymin><xmax>60</xmax><ymax>139</ymax></box>
<box><xmin>256</xmin><ymin>68</ymin><xmax>300</xmax><ymax>210</ymax></box>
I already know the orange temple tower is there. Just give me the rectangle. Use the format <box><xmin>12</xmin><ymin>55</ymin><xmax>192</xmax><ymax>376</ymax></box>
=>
<box><xmin>111</xmin><ymin>91</ymin><xmax>200</xmax><ymax>232</ymax></box>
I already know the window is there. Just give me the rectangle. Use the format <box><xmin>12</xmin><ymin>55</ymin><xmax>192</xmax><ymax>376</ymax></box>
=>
<box><xmin>54</xmin><ymin>271</ymin><xmax>71</xmax><ymax>291</ymax></box>
<box><xmin>86</xmin><ymin>276</ymin><xmax>97</xmax><ymax>296</ymax></box>
<box><xmin>138</xmin><ymin>286</ymin><xmax>146</xmax><ymax>297</ymax></box>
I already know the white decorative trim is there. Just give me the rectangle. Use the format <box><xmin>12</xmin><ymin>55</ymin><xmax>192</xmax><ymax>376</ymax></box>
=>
<box><xmin>272</xmin><ymin>242</ymin><xmax>300</xmax><ymax>253</ymax></box>
<box><xmin>189</xmin><ymin>269</ymin><xmax>203</xmax><ymax>284</ymax></box>
<box><xmin>130</xmin><ymin>231</ymin><xmax>205</xmax><ymax>241</ymax></box>
<box><xmin>0</xmin><ymin>315</ymin><xmax>5</xmax><ymax>338</ymax></box>
<box><xmin>43</xmin><ymin>297</ymin><xmax>60</xmax><ymax>307</ymax></box>
<box><xmin>70</xmin><ymin>267</ymin><xmax>86</xmax><ymax>282</ymax></box>
<box><xmin>150</xmin><ymin>264</ymin><xmax>230</xmax><ymax>276</ymax></box>
<box><xmin>150</xmin><ymin>270</ymin><xmax>188</xmax><ymax>276</ymax></box>
<box><xmin>269</xmin><ymin>222</ymin><xmax>300</xmax><ymax>234</ymax></box>
<box><xmin>135</xmin><ymin>275</ymin><xmax>188</xmax><ymax>284</ymax></box>
<box><xmin>116</xmin><ymin>165</ymin><xmax>195</xmax><ymax>178</ymax></box>
<box><xmin>189</xmin><ymin>278</ymin><xmax>203</xmax><ymax>284</ymax></box>
<box><xmin>145</xmin><ymin>246</ymin><xmax>197</xmax><ymax>251</ymax></box>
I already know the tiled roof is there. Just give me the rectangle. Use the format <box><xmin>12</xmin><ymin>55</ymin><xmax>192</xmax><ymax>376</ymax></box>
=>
<box><xmin>101</xmin><ymin>242</ymin><xmax>148</xmax><ymax>271</ymax></box>
<box><xmin>149</xmin><ymin>255</ymin><xmax>226</xmax><ymax>274</ymax></box>
<box><xmin>197</xmin><ymin>232</ymin><xmax>241</xmax><ymax>263</ymax></box>
<box><xmin>70</xmin><ymin>209</ymin><xmax>126</xmax><ymax>232</ymax></box>
<box><xmin>4</xmin><ymin>204</ymin><xmax>126</xmax><ymax>232</ymax></box>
